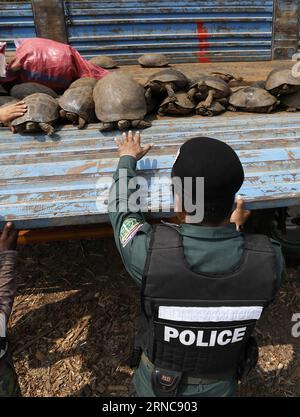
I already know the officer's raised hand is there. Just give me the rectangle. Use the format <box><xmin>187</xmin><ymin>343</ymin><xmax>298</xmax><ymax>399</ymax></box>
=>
<box><xmin>230</xmin><ymin>196</ymin><xmax>251</xmax><ymax>231</ymax></box>
<box><xmin>115</xmin><ymin>130</ymin><xmax>153</xmax><ymax>160</ymax></box>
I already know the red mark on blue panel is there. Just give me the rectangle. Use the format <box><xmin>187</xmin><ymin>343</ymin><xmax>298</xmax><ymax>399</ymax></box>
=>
<box><xmin>197</xmin><ymin>21</ymin><xmax>210</xmax><ymax>63</ymax></box>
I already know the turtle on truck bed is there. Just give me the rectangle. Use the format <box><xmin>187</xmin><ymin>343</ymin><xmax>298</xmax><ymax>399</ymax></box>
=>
<box><xmin>265</xmin><ymin>68</ymin><xmax>300</xmax><ymax>96</ymax></box>
<box><xmin>188</xmin><ymin>76</ymin><xmax>231</xmax><ymax>113</ymax></box>
<box><xmin>145</xmin><ymin>68</ymin><xmax>189</xmax><ymax>102</ymax></box>
<box><xmin>10</xmin><ymin>82</ymin><xmax>58</xmax><ymax>99</ymax></box>
<box><xmin>138</xmin><ymin>53</ymin><xmax>169</xmax><ymax>68</ymax></box>
<box><xmin>11</xmin><ymin>93</ymin><xmax>59</xmax><ymax>136</ymax></box>
<box><xmin>59</xmin><ymin>86</ymin><xmax>95</xmax><ymax>129</ymax></box>
<box><xmin>228</xmin><ymin>87</ymin><xmax>278</xmax><ymax>113</ymax></box>
<box><xmin>68</xmin><ymin>77</ymin><xmax>98</xmax><ymax>90</ymax></box>
<box><xmin>158</xmin><ymin>92</ymin><xmax>195</xmax><ymax>116</ymax></box>
<box><xmin>89</xmin><ymin>56</ymin><xmax>118</xmax><ymax>69</ymax></box>
<box><xmin>93</xmin><ymin>72</ymin><xmax>151</xmax><ymax>131</ymax></box>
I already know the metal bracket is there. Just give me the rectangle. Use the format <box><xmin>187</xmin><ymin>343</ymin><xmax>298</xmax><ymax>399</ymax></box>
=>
<box><xmin>272</xmin><ymin>0</ymin><xmax>299</xmax><ymax>60</ymax></box>
<box><xmin>31</xmin><ymin>0</ymin><xmax>68</xmax><ymax>44</ymax></box>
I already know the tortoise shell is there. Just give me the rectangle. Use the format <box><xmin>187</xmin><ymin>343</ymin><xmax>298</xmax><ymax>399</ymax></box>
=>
<box><xmin>0</xmin><ymin>96</ymin><xmax>18</xmax><ymax>106</ymax></box>
<box><xmin>89</xmin><ymin>56</ymin><xmax>117</xmax><ymax>69</ymax></box>
<box><xmin>265</xmin><ymin>68</ymin><xmax>300</xmax><ymax>91</ymax></box>
<box><xmin>146</xmin><ymin>68</ymin><xmax>188</xmax><ymax>90</ymax></box>
<box><xmin>138</xmin><ymin>53</ymin><xmax>169</xmax><ymax>67</ymax></box>
<box><xmin>59</xmin><ymin>86</ymin><xmax>95</xmax><ymax>121</ymax></box>
<box><xmin>160</xmin><ymin>92</ymin><xmax>195</xmax><ymax>110</ymax></box>
<box><xmin>11</xmin><ymin>93</ymin><xmax>59</xmax><ymax>126</ymax></box>
<box><xmin>189</xmin><ymin>76</ymin><xmax>231</xmax><ymax>96</ymax></box>
<box><xmin>10</xmin><ymin>82</ymin><xmax>58</xmax><ymax>99</ymax></box>
<box><xmin>69</xmin><ymin>77</ymin><xmax>98</xmax><ymax>89</ymax></box>
<box><xmin>93</xmin><ymin>72</ymin><xmax>147</xmax><ymax>122</ymax></box>
<box><xmin>229</xmin><ymin>87</ymin><xmax>277</xmax><ymax>109</ymax></box>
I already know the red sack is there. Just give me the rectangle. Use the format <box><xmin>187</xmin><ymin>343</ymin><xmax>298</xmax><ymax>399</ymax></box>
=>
<box><xmin>7</xmin><ymin>38</ymin><xmax>109</xmax><ymax>91</ymax></box>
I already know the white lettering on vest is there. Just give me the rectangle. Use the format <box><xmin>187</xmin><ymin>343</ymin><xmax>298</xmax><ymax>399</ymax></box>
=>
<box><xmin>217</xmin><ymin>330</ymin><xmax>232</xmax><ymax>345</ymax></box>
<box><xmin>163</xmin><ymin>326</ymin><xmax>247</xmax><ymax>347</ymax></box>
<box><xmin>232</xmin><ymin>327</ymin><xmax>247</xmax><ymax>343</ymax></box>
<box><xmin>196</xmin><ymin>330</ymin><xmax>209</xmax><ymax>347</ymax></box>
<box><xmin>179</xmin><ymin>330</ymin><xmax>196</xmax><ymax>345</ymax></box>
<box><xmin>209</xmin><ymin>330</ymin><xmax>217</xmax><ymax>347</ymax></box>
<box><xmin>164</xmin><ymin>326</ymin><xmax>179</xmax><ymax>342</ymax></box>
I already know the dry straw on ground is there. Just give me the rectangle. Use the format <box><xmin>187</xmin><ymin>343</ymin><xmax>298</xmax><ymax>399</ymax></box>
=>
<box><xmin>8</xmin><ymin>238</ymin><xmax>300</xmax><ymax>397</ymax></box>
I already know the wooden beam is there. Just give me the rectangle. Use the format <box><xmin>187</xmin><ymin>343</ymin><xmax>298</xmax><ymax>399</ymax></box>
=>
<box><xmin>31</xmin><ymin>0</ymin><xmax>68</xmax><ymax>44</ymax></box>
<box><xmin>17</xmin><ymin>224</ymin><xmax>114</xmax><ymax>245</ymax></box>
<box><xmin>272</xmin><ymin>0</ymin><xmax>299</xmax><ymax>60</ymax></box>
<box><xmin>13</xmin><ymin>217</ymin><xmax>179</xmax><ymax>245</ymax></box>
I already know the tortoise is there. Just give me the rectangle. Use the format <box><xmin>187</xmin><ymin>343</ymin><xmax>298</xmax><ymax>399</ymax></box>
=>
<box><xmin>0</xmin><ymin>96</ymin><xmax>18</xmax><ymax>106</ymax></box>
<box><xmin>93</xmin><ymin>71</ymin><xmax>151</xmax><ymax>131</ymax></box>
<box><xmin>209</xmin><ymin>72</ymin><xmax>243</xmax><ymax>84</ymax></box>
<box><xmin>280</xmin><ymin>90</ymin><xmax>300</xmax><ymax>112</ymax></box>
<box><xmin>188</xmin><ymin>76</ymin><xmax>231</xmax><ymax>109</ymax></box>
<box><xmin>145</xmin><ymin>68</ymin><xmax>189</xmax><ymax>102</ymax></box>
<box><xmin>58</xmin><ymin>86</ymin><xmax>95</xmax><ymax>129</ymax></box>
<box><xmin>196</xmin><ymin>98</ymin><xmax>228</xmax><ymax>116</ymax></box>
<box><xmin>10</xmin><ymin>82</ymin><xmax>58</xmax><ymax>99</ymax></box>
<box><xmin>11</xmin><ymin>93</ymin><xmax>59</xmax><ymax>135</ymax></box>
<box><xmin>89</xmin><ymin>56</ymin><xmax>117</xmax><ymax>69</ymax></box>
<box><xmin>68</xmin><ymin>77</ymin><xmax>97</xmax><ymax>89</ymax></box>
<box><xmin>158</xmin><ymin>92</ymin><xmax>195</xmax><ymax>116</ymax></box>
<box><xmin>0</xmin><ymin>85</ymin><xmax>8</xmax><ymax>95</ymax></box>
<box><xmin>138</xmin><ymin>53</ymin><xmax>169</xmax><ymax>68</ymax></box>
<box><xmin>265</xmin><ymin>68</ymin><xmax>300</xmax><ymax>96</ymax></box>
<box><xmin>228</xmin><ymin>87</ymin><xmax>278</xmax><ymax>113</ymax></box>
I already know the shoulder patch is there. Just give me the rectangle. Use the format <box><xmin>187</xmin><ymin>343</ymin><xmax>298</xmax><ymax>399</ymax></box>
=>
<box><xmin>120</xmin><ymin>218</ymin><xmax>144</xmax><ymax>247</ymax></box>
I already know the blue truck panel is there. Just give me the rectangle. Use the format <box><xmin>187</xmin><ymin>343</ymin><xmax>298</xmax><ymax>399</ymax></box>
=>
<box><xmin>0</xmin><ymin>1</ymin><xmax>300</xmax><ymax>229</ymax></box>
<box><xmin>0</xmin><ymin>2</ymin><xmax>36</xmax><ymax>50</ymax></box>
<box><xmin>1</xmin><ymin>112</ymin><xmax>300</xmax><ymax>229</ymax></box>
<box><xmin>65</xmin><ymin>0</ymin><xmax>273</xmax><ymax>63</ymax></box>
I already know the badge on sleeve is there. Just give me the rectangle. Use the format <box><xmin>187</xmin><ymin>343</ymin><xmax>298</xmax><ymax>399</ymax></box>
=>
<box><xmin>120</xmin><ymin>218</ymin><xmax>144</xmax><ymax>247</ymax></box>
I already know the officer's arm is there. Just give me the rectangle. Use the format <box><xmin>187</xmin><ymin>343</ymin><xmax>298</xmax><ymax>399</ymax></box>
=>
<box><xmin>109</xmin><ymin>133</ymin><xmax>153</xmax><ymax>286</ymax></box>
<box><xmin>0</xmin><ymin>223</ymin><xmax>18</xmax><ymax>358</ymax></box>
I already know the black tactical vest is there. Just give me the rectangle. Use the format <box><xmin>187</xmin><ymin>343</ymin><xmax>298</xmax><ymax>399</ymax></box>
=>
<box><xmin>139</xmin><ymin>223</ymin><xmax>278</xmax><ymax>379</ymax></box>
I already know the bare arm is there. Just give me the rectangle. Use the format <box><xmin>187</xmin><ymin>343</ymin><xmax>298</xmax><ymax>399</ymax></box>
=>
<box><xmin>0</xmin><ymin>101</ymin><xmax>27</xmax><ymax>125</ymax></box>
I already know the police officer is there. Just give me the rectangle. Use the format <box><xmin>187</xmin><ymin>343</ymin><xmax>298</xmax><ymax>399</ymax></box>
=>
<box><xmin>0</xmin><ymin>222</ymin><xmax>20</xmax><ymax>397</ymax></box>
<box><xmin>109</xmin><ymin>131</ymin><xmax>284</xmax><ymax>397</ymax></box>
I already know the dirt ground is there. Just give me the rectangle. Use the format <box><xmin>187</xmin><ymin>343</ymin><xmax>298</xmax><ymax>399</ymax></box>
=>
<box><xmin>8</xmin><ymin>236</ymin><xmax>300</xmax><ymax>397</ymax></box>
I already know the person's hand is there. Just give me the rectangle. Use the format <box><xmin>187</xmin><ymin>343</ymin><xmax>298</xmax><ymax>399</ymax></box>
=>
<box><xmin>230</xmin><ymin>196</ymin><xmax>251</xmax><ymax>231</ymax></box>
<box><xmin>115</xmin><ymin>130</ymin><xmax>153</xmax><ymax>161</ymax></box>
<box><xmin>0</xmin><ymin>101</ymin><xmax>27</xmax><ymax>125</ymax></box>
<box><xmin>0</xmin><ymin>222</ymin><xmax>18</xmax><ymax>251</ymax></box>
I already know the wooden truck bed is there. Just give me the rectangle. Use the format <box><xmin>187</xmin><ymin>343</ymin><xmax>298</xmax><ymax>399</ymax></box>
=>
<box><xmin>1</xmin><ymin>61</ymin><xmax>300</xmax><ymax>230</ymax></box>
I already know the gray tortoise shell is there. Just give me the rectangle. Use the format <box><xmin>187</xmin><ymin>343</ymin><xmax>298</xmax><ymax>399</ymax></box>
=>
<box><xmin>11</xmin><ymin>93</ymin><xmax>59</xmax><ymax>125</ymax></box>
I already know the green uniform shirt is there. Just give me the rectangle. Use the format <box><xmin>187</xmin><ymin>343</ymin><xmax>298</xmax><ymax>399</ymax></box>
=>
<box><xmin>109</xmin><ymin>156</ymin><xmax>285</xmax><ymax>397</ymax></box>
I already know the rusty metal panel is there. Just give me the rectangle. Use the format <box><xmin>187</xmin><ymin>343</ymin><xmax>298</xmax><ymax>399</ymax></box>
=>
<box><xmin>272</xmin><ymin>0</ymin><xmax>299</xmax><ymax>60</ymax></box>
<box><xmin>0</xmin><ymin>1</ymin><xmax>36</xmax><ymax>52</ymax></box>
<box><xmin>64</xmin><ymin>0</ymin><xmax>274</xmax><ymax>64</ymax></box>
<box><xmin>31</xmin><ymin>0</ymin><xmax>68</xmax><ymax>44</ymax></box>
<box><xmin>1</xmin><ymin>112</ymin><xmax>300</xmax><ymax>229</ymax></box>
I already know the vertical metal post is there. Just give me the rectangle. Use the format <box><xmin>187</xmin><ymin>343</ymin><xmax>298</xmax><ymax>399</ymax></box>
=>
<box><xmin>31</xmin><ymin>0</ymin><xmax>68</xmax><ymax>44</ymax></box>
<box><xmin>272</xmin><ymin>0</ymin><xmax>299</xmax><ymax>60</ymax></box>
